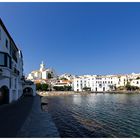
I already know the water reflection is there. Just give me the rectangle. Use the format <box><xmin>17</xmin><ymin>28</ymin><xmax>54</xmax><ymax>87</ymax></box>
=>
<box><xmin>46</xmin><ymin>93</ymin><xmax>140</xmax><ymax>138</ymax></box>
<box><xmin>72</xmin><ymin>94</ymin><xmax>82</xmax><ymax>105</ymax></box>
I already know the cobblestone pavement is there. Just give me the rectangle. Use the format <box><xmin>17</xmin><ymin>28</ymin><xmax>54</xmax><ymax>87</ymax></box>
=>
<box><xmin>16</xmin><ymin>95</ymin><xmax>60</xmax><ymax>138</ymax></box>
<box><xmin>0</xmin><ymin>96</ymin><xmax>34</xmax><ymax>137</ymax></box>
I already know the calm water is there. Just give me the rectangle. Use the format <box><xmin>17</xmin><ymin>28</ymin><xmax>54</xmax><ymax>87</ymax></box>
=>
<box><xmin>44</xmin><ymin>93</ymin><xmax>140</xmax><ymax>138</ymax></box>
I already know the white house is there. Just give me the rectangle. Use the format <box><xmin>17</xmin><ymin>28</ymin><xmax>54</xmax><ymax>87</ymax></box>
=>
<box><xmin>0</xmin><ymin>18</ymin><xmax>36</xmax><ymax>105</ymax></box>
<box><xmin>73</xmin><ymin>75</ymin><xmax>116</xmax><ymax>92</ymax></box>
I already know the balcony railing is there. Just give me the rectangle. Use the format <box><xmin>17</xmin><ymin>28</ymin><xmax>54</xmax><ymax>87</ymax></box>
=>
<box><xmin>0</xmin><ymin>52</ymin><xmax>12</xmax><ymax>69</ymax></box>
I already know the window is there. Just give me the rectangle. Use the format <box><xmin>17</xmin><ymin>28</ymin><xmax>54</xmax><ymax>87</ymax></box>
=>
<box><xmin>137</xmin><ymin>81</ymin><xmax>139</xmax><ymax>84</ymax></box>
<box><xmin>15</xmin><ymin>78</ymin><xmax>16</xmax><ymax>88</ymax></box>
<box><xmin>99</xmin><ymin>84</ymin><xmax>102</xmax><ymax>87</ymax></box>
<box><xmin>0</xmin><ymin>53</ymin><xmax>5</xmax><ymax>66</ymax></box>
<box><xmin>9</xmin><ymin>78</ymin><xmax>11</xmax><ymax>88</ymax></box>
<box><xmin>0</xmin><ymin>29</ymin><xmax>1</xmax><ymax>40</ymax></box>
<box><xmin>0</xmin><ymin>52</ymin><xmax>12</xmax><ymax>68</ymax></box>
<box><xmin>7</xmin><ymin>56</ymin><xmax>11</xmax><ymax>69</ymax></box>
<box><xmin>10</xmin><ymin>41</ymin><xmax>17</xmax><ymax>62</ymax></box>
<box><xmin>6</xmin><ymin>39</ymin><xmax>8</xmax><ymax>49</ymax></box>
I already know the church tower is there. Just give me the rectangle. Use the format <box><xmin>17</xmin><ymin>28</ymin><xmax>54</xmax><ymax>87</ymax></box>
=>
<box><xmin>40</xmin><ymin>61</ymin><xmax>45</xmax><ymax>72</ymax></box>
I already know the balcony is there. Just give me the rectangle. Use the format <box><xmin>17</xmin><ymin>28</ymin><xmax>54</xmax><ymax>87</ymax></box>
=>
<box><xmin>0</xmin><ymin>52</ymin><xmax>12</xmax><ymax>79</ymax></box>
<box><xmin>0</xmin><ymin>52</ymin><xmax>11</xmax><ymax>69</ymax></box>
<box><xmin>0</xmin><ymin>67</ymin><xmax>11</xmax><ymax>79</ymax></box>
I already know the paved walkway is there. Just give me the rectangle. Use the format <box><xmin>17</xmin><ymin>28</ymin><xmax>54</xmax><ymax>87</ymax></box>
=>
<box><xmin>16</xmin><ymin>96</ymin><xmax>60</xmax><ymax>137</ymax></box>
<box><xmin>0</xmin><ymin>96</ymin><xmax>34</xmax><ymax>137</ymax></box>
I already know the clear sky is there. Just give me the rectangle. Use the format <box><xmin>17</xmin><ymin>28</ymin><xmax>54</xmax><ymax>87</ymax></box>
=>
<box><xmin>0</xmin><ymin>2</ymin><xmax>140</xmax><ymax>76</ymax></box>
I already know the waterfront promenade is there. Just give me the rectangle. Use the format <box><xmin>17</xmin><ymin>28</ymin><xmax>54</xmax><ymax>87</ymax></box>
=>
<box><xmin>0</xmin><ymin>96</ymin><xmax>34</xmax><ymax>137</ymax></box>
<box><xmin>0</xmin><ymin>95</ymin><xmax>59</xmax><ymax>138</ymax></box>
<box><xmin>17</xmin><ymin>95</ymin><xmax>59</xmax><ymax>137</ymax></box>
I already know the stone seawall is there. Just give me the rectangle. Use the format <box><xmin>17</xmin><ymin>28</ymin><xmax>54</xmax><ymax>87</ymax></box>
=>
<box><xmin>37</xmin><ymin>91</ymin><xmax>140</xmax><ymax>97</ymax></box>
<box><xmin>38</xmin><ymin>91</ymin><xmax>81</xmax><ymax>97</ymax></box>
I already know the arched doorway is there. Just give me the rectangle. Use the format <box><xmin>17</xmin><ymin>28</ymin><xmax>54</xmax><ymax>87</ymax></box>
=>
<box><xmin>0</xmin><ymin>86</ymin><xmax>9</xmax><ymax>105</ymax></box>
<box><xmin>23</xmin><ymin>87</ymin><xmax>33</xmax><ymax>96</ymax></box>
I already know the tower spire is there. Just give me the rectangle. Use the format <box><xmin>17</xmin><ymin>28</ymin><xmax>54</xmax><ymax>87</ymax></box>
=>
<box><xmin>40</xmin><ymin>61</ymin><xmax>45</xmax><ymax>72</ymax></box>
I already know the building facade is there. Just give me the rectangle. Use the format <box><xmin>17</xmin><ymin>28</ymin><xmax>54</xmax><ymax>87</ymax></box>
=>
<box><xmin>73</xmin><ymin>75</ymin><xmax>115</xmax><ymax>92</ymax></box>
<box><xmin>0</xmin><ymin>18</ymin><xmax>36</xmax><ymax>104</ymax></box>
<box><xmin>73</xmin><ymin>73</ymin><xmax>140</xmax><ymax>92</ymax></box>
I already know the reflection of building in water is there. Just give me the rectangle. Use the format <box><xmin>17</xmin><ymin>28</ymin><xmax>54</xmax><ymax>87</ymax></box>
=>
<box><xmin>72</xmin><ymin>95</ymin><xmax>82</xmax><ymax>105</ymax></box>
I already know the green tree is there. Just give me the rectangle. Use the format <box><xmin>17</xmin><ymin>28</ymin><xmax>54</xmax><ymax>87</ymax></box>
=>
<box><xmin>53</xmin><ymin>85</ymin><xmax>72</xmax><ymax>91</ymax></box>
<box><xmin>53</xmin><ymin>86</ymin><xmax>64</xmax><ymax>91</ymax></box>
<box><xmin>64</xmin><ymin>86</ymin><xmax>72</xmax><ymax>91</ymax></box>
<box><xmin>60</xmin><ymin>77</ymin><xmax>68</xmax><ymax>80</ymax></box>
<box><xmin>36</xmin><ymin>83</ymin><xmax>42</xmax><ymax>91</ymax></box>
<box><xmin>48</xmin><ymin>73</ymin><xmax>52</xmax><ymax>79</ymax></box>
<box><xmin>136</xmin><ymin>77</ymin><xmax>140</xmax><ymax>80</ymax></box>
<box><xmin>125</xmin><ymin>83</ymin><xmax>139</xmax><ymax>91</ymax></box>
<box><xmin>41</xmin><ymin>84</ymin><xmax>49</xmax><ymax>91</ymax></box>
<box><xmin>83</xmin><ymin>87</ymin><xmax>91</xmax><ymax>91</ymax></box>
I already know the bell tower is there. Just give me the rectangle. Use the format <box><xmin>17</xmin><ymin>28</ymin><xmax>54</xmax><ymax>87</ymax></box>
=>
<box><xmin>40</xmin><ymin>61</ymin><xmax>45</xmax><ymax>72</ymax></box>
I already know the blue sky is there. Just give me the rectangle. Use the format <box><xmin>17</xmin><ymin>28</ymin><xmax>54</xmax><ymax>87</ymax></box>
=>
<box><xmin>0</xmin><ymin>2</ymin><xmax>140</xmax><ymax>76</ymax></box>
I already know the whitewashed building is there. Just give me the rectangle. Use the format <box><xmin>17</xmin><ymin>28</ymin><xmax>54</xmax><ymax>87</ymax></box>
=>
<box><xmin>0</xmin><ymin>18</ymin><xmax>36</xmax><ymax>104</ymax></box>
<box><xmin>59</xmin><ymin>73</ymin><xmax>75</xmax><ymax>80</ymax></box>
<box><xmin>73</xmin><ymin>73</ymin><xmax>140</xmax><ymax>92</ymax></box>
<box><xmin>27</xmin><ymin>61</ymin><xmax>56</xmax><ymax>81</ymax></box>
<box><xmin>73</xmin><ymin>75</ymin><xmax>116</xmax><ymax>92</ymax></box>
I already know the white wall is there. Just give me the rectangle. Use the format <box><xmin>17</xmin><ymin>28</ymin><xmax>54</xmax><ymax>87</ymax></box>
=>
<box><xmin>0</xmin><ymin>22</ymin><xmax>27</xmax><ymax>103</ymax></box>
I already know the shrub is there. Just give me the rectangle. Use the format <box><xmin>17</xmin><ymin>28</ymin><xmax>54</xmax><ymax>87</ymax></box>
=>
<box><xmin>53</xmin><ymin>86</ymin><xmax>72</xmax><ymax>91</ymax></box>
<box><xmin>83</xmin><ymin>87</ymin><xmax>91</xmax><ymax>91</ymax></box>
<box><xmin>125</xmin><ymin>84</ymin><xmax>139</xmax><ymax>91</ymax></box>
<box><xmin>36</xmin><ymin>83</ymin><xmax>49</xmax><ymax>91</ymax></box>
